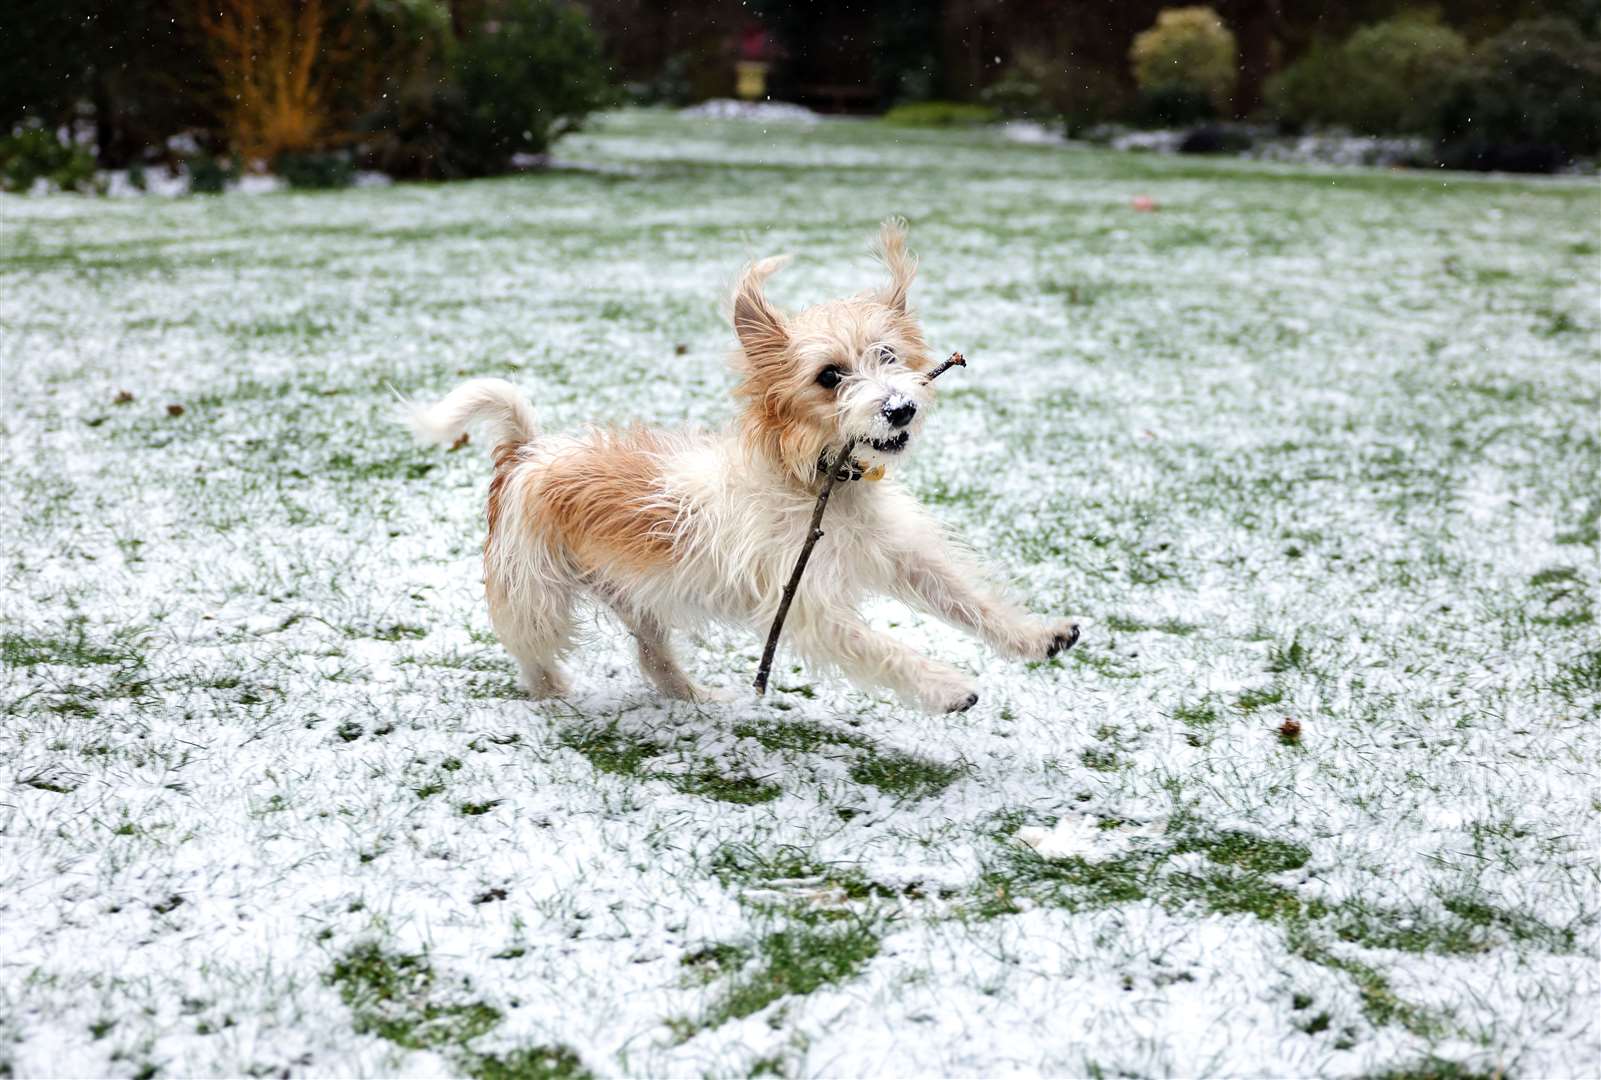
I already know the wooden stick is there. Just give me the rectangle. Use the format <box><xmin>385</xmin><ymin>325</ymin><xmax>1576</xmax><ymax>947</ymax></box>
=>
<box><xmin>753</xmin><ymin>437</ymin><xmax>857</xmax><ymax>696</ymax></box>
<box><xmin>924</xmin><ymin>350</ymin><xmax>966</xmax><ymax>382</ymax></box>
<box><xmin>753</xmin><ymin>352</ymin><xmax>968</xmax><ymax>696</ymax></box>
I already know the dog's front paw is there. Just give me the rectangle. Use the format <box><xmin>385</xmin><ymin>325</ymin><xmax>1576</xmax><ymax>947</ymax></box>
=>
<box><xmin>1043</xmin><ymin>620</ymin><xmax>1081</xmax><ymax>659</ymax></box>
<box><xmin>909</xmin><ymin>670</ymin><xmax>980</xmax><ymax>714</ymax></box>
<box><xmin>1014</xmin><ymin>619</ymin><xmax>1080</xmax><ymax>661</ymax></box>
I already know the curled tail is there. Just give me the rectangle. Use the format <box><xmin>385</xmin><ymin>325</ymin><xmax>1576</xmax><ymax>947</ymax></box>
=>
<box><xmin>409</xmin><ymin>378</ymin><xmax>539</xmax><ymax>451</ymax></box>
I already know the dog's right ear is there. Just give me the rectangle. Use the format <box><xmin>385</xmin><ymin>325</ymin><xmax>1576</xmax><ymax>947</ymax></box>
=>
<box><xmin>730</xmin><ymin>255</ymin><xmax>790</xmax><ymax>363</ymax></box>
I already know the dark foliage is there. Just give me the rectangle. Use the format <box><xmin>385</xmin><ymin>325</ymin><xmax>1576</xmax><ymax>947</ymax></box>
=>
<box><xmin>1432</xmin><ymin>17</ymin><xmax>1601</xmax><ymax>171</ymax></box>
<box><xmin>1133</xmin><ymin>86</ymin><xmax>1216</xmax><ymax>128</ymax></box>
<box><xmin>361</xmin><ymin>0</ymin><xmax>611</xmax><ymax>179</ymax></box>
<box><xmin>275</xmin><ymin>150</ymin><xmax>355</xmax><ymax>189</ymax></box>
<box><xmin>1179</xmin><ymin>125</ymin><xmax>1254</xmax><ymax>154</ymax></box>
<box><xmin>0</xmin><ymin>126</ymin><xmax>97</xmax><ymax>192</ymax></box>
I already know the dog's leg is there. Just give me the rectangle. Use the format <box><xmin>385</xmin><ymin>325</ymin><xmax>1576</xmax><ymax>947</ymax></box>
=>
<box><xmin>487</xmin><ymin>585</ymin><xmax>574</xmax><ymax>699</ymax></box>
<box><xmin>896</xmin><ymin>547</ymin><xmax>1079</xmax><ymax>662</ymax></box>
<box><xmin>606</xmin><ymin>602</ymin><xmax>721</xmax><ymax>703</ymax></box>
<box><xmin>788</xmin><ymin>609</ymin><xmax>979</xmax><ymax>713</ymax></box>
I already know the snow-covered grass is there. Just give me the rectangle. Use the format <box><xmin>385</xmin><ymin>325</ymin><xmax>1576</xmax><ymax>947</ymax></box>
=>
<box><xmin>2</xmin><ymin>109</ymin><xmax>1598</xmax><ymax>1079</ymax></box>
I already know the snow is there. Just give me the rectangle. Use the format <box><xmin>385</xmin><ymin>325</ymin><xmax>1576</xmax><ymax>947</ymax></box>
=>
<box><xmin>1016</xmin><ymin>814</ymin><xmax>1168</xmax><ymax>860</ymax></box>
<box><xmin>0</xmin><ymin>109</ymin><xmax>1597</xmax><ymax>1079</ymax></box>
<box><xmin>680</xmin><ymin>99</ymin><xmax>820</xmax><ymax>124</ymax></box>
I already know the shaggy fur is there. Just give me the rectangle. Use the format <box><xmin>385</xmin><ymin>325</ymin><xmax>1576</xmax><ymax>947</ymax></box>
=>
<box><xmin>411</xmin><ymin>220</ymin><xmax>1078</xmax><ymax>712</ymax></box>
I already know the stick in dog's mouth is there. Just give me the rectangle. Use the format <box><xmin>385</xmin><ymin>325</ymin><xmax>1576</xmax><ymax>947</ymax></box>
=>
<box><xmin>754</xmin><ymin>351</ymin><xmax>971</xmax><ymax>695</ymax></box>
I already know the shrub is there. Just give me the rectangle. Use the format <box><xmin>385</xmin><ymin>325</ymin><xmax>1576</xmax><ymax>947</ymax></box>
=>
<box><xmin>1129</xmin><ymin>6</ymin><xmax>1236</xmax><ymax>115</ymax></box>
<box><xmin>1266</xmin><ymin>13</ymin><xmax>1468</xmax><ymax>135</ymax></box>
<box><xmin>981</xmin><ymin>67</ymin><xmax>1049</xmax><ymax>120</ymax></box>
<box><xmin>359</xmin><ymin>0</ymin><xmax>609</xmax><ymax>179</ymax></box>
<box><xmin>1431</xmin><ymin>17</ymin><xmax>1601</xmax><ymax>172</ymax></box>
<box><xmin>195</xmin><ymin>0</ymin><xmax>350</xmax><ymax>163</ymax></box>
<box><xmin>187</xmin><ymin>154</ymin><xmax>239</xmax><ymax>194</ymax></box>
<box><xmin>982</xmin><ymin>51</ymin><xmax>1129</xmax><ymax>134</ymax></box>
<box><xmin>274</xmin><ymin>150</ymin><xmax>353</xmax><ymax>189</ymax></box>
<box><xmin>1262</xmin><ymin>41</ymin><xmax>1341</xmax><ymax>133</ymax></box>
<box><xmin>1133</xmin><ymin>85</ymin><xmax>1216</xmax><ymax>127</ymax></box>
<box><xmin>1179</xmin><ymin>125</ymin><xmax>1253</xmax><ymax>154</ymax></box>
<box><xmin>449</xmin><ymin>0</ymin><xmax>611</xmax><ymax>166</ymax></box>
<box><xmin>0</xmin><ymin>127</ymin><xmax>98</xmax><ymax>193</ymax></box>
<box><xmin>881</xmin><ymin>101</ymin><xmax>998</xmax><ymax>128</ymax></box>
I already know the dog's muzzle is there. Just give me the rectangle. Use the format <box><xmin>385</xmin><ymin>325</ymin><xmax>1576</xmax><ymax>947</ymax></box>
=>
<box><xmin>868</xmin><ymin>430</ymin><xmax>910</xmax><ymax>454</ymax></box>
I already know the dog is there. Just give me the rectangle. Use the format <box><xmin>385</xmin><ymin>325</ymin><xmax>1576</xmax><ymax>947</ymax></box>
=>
<box><xmin>411</xmin><ymin>219</ymin><xmax>1079</xmax><ymax>713</ymax></box>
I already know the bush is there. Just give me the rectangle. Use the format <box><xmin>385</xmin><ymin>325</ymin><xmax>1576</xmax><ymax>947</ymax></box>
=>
<box><xmin>1179</xmin><ymin>125</ymin><xmax>1253</xmax><ymax>154</ymax></box>
<box><xmin>275</xmin><ymin>150</ymin><xmax>354</xmax><ymax>189</ymax></box>
<box><xmin>359</xmin><ymin>0</ymin><xmax>609</xmax><ymax>179</ymax></box>
<box><xmin>1262</xmin><ymin>41</ymin><xmax>1341</xmax><ymax>133</ymax></box>
<box><xmin>881</xmin><ymin>101</ymin><xmax>999</xmax><ymax>128</ymax></box>
<box><xmin>1133</xmin><ymin>85</ymin><xmax>1216</xmax><ymax>127</ymax></box>
<box><xmin>450</xmin><ymin>0</ymin><xmax>611</xmax><ymax>165</ymax></box>
<box><xmin>1129</xmin><ymin>6</ymin><xmax>1236</xmax><ymax>115</ymax></box>
<box><xmin>194</xmin><ymin>0</ymin><xmax>347</xmax><ymax>163</ymax></box>
<box><xmin>1267</xmin><ymin>13</ymin><xmax>1468</xmax><ymax>135</ymax></box>
<box><xmin>0</xmin><ymin>127</ymin><xmax>98</xmax><ymax>193</ymax></box>
<box><xmin>187</xmin><ymin>154</ymin><xmax>238</xmax><ymax>194</ymax></box>
<box><xmin>1431</xmin><ymin>17</ymin><xmax>1601</xmax><ymax>172</ymax></box>
<box><xmin>981</xmin><ymin>68</ymin><xmax>1048</xmax><ymax>120</ymax></box>
<box><xmin>982</xmin><ymin>51</ymin><xmax>1129</xmax><ymax>134</ymax></box>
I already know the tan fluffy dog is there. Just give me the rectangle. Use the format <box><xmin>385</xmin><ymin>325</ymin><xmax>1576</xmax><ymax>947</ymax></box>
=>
<box><xmin>412</xmin><ymin>220</ymin><xmax>1078</xmax><ymax>712</ymax></box>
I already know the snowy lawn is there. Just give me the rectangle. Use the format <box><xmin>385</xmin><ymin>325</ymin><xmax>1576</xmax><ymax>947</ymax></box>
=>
<box><xmin>2</xmin><ymin>110</ymin><xmax>1598</xmax><ymax>1079</ymax></box>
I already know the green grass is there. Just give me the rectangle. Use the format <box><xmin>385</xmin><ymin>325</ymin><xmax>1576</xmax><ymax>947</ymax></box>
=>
<box><xmin>326</xmin><ymin>943</ymin><xmax>502</xmax><ymax>1052</ymax></box>
<box><xmin>326</xmin><ymin>943</ymin><xmax>591</xmax><ymax>1079</ymax></box>
<box><xmin>559</xmin><ymin>723</ymin><xmax>782</xmax><ymax>805</ymax></box>
<box><xmin>674</xmin><ymin>912</ymin><xmax>884</xmax><ymax>1039</ymax></box>
<box><xmin>846</xmin><ymin>749</ymin><xmax>968</xmax><ymax>799</ymax></box>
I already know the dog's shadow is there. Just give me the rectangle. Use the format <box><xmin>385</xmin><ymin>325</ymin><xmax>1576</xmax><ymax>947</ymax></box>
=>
<box><xmin>527</xmin><ymin>684</ymin><xmax>972</xmax><ymax>806</ymax></box>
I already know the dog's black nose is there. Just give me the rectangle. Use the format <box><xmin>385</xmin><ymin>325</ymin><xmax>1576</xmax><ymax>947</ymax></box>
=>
<box><xmin>883</xmin><ymin>401</ymin><xmax>917</xmax><ymax>428</ymax></box>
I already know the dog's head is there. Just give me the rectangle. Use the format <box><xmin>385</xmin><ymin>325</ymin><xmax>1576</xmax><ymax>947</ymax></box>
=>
<box><xmin>729</xmin><ymin>218</ymin><xmax>936</xmax><ymax>483</ymax></box>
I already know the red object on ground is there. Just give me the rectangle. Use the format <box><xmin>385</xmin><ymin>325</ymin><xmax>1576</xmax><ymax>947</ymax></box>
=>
<box><xmin>1131</xmin><ymin>195</ymin><xmax>1158</xmax><ymax>212</ymax></box>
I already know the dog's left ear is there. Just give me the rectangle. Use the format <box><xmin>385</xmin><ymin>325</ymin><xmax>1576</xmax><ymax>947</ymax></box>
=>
<box><xmin>872</xmin><ymin>217</ymin><xmax>918</xmax><ymax>314</ymax></box>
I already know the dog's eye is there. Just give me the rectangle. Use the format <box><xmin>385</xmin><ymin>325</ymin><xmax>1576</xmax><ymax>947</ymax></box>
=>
<box><xmin>816</xmin><ymin>366</ymin><xmax>843</xmax><ymax>390</ymax></box>
<box><xmin>876</xmin><ymin>347</ymin><xmax>898</xmax><ymax>364</ymax></box>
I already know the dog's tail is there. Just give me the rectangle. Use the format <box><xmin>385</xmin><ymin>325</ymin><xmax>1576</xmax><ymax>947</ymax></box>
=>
<box><xmin>408</xmin><ymin>378</ymin><xmax>539</xmax><ymax>452</ymax></box>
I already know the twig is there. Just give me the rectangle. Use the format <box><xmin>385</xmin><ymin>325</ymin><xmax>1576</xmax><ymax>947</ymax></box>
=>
<box><xmin>753</xmin><ymin>438</ymin><xmax>856</xmax><ymax>696</ymax></box>
<box><xmin>753</xmin><ymin>352</ymin><xmax>968</xmax><ymax>695</ymax></box>
<box><xmin>924</xmin><ymin>350</ymin><xmax>966</xmax><ymax>382</ymax></box>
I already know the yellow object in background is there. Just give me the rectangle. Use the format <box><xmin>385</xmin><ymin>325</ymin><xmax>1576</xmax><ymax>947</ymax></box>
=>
<box><xmin>736</xmin><ymin>61</ymin><xmax>769</xmax><ymax>101</ymax></box>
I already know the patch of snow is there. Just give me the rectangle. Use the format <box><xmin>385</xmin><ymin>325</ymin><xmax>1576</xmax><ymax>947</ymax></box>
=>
<box><xmin>1000</xmin><ymin>121</ymin><xmax>1066</xmax><ymax>146</ymax></box>
<box><xmin>1016</xmin><ymin>814</ymin><xmax>1168</xmax><ymax>860</ymax></box>
<box><xmin>681</xmin><ymin>99</ymin><xmax>819</xmax><ymax>124</ymax></box>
